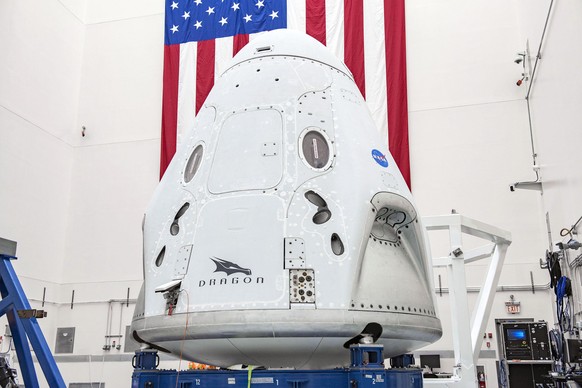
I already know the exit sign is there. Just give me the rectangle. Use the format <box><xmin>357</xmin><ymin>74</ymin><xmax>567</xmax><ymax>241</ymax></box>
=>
<box><xmin>506</xmin><ymin>303</ymin><xmax>521</xmax><ymax>314</ymax></box>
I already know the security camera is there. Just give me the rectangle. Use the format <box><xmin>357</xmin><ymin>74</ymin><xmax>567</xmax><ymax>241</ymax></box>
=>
<box><xmin>509</xmin><ymin>181</ymin><xmax>542</xmax><ymax>192</ymax></box>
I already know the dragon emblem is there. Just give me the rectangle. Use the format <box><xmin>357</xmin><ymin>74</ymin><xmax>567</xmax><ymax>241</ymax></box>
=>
<box><xmin>210</xmin><ymin>257</ymin><xmax>252</xmax><ymax>276</ymax></box>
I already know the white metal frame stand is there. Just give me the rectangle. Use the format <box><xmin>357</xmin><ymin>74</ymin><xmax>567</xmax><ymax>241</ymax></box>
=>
<box><xmin>422</xmin><ymin>214</ymin><xmax>512</xmax><ymax>387</ymax></box>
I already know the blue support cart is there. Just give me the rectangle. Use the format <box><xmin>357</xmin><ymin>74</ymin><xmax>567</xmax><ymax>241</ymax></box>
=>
<box><xmin>0</xmin><ymin>250</ymin><xmax>66</xmax><ymax>387</ymax></box>
<box><xmin>131</xmin><ymin>344</ymin><xmax>422</xmax><ymax>388</ymax></box>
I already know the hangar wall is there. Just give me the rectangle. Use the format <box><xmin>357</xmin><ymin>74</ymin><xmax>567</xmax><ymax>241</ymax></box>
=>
<box><xmin>519</xmin><ymin>0</ymin><xmax>582</xmax><ymax>255</ymax></box>
<box><xmin>0</xmin><ymin>0</ymin><xmax>163</xmax><ymax>386</ymax></box>
<box><xmin>405</xmin><ymin>0</ymin><xmax>555</xmax><ymax>380</ymax></box>
<box><xmin>0</xmin><ymin>0</ymin><xmax>579</xmax><ymax>386</ymax></box>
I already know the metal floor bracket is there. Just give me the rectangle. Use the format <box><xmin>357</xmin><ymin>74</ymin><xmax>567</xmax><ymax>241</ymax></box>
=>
<box><xmin>422</xmin><ymin>214</ymin><xmax>512</xmax><ymax>387</ymax></box>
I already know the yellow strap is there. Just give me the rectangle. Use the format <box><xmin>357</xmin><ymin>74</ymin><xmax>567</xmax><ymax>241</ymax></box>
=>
<box><xmin>247</xmin><ymin>365</ymin><xmax>256</xmax><ymax>388</ymax></box>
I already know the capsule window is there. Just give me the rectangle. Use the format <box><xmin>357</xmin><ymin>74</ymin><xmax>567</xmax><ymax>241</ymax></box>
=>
<box><xmin>155</xmin><ymin>246</ymin><xmax>166</xmax><ymax>267</ymax></box>
<box><xmin>184</xmin><ymin>145</ymin><xmax>203</xmax><ymax>183</ymax></box>
<box><xmin>305</xmin><ymin>191</ymin><xmax>327</xmax><ymax>208</ymax></box>
<box><xmin>300</xmin><ymin>128</ymin><xmax>331</xmax><ymax>170</ymax></box>
<box><xmin>170</xmin><ymin>203</ymin><xmax>190</xmax><ymax>236</ymax></box>
<box><xmin>313</xmin><ymin>209</ymin><xmax>331</xmax><ymax>224</ymax></box>
<box><xmin>331</xmin><ymin>233</ymin><xmax>344</xmax><ymax>255</ymax></box>
<box><xmin>305</xmin><ymin>191</ymin><xmax>332</xmax><ymax>224</ymax></box>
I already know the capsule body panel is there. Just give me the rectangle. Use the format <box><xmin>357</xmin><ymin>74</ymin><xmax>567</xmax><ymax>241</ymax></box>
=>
<box><xmin>131</xmin><ymin>30</ymin><xmax>441</xmax><ymax>368</ymax></box>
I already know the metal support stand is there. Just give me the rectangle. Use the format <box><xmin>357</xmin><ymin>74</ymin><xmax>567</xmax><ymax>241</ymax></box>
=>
<box><xmin>0</xmin><ymin>253</ymin><xmax>66</xmax><ymax>387</ymax></box>
<box><xmin>132</xmin><ymin>345</ymin><xmax>422</xmax><ymax>387</ymax></box>
<box><xmin>422</xmin><ymin>214</ymin><xmax>512</xmax><ymax>388</ymax></box>
<box><xmin>132</xmin><ymin>349</ymin><xmax>159</xmax><ymax>370</ymax></box>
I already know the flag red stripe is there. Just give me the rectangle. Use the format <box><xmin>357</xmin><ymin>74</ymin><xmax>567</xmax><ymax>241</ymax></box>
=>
<box><xmin>344</xmin><ymin>0</ymin><xmax>365</xmax><ymax>98</ymax></box>
<box><xmin>196</xmin><ymin>39</ymin><xmax>216</xmax><ymax>114</ymax></box>
<box><xmin>384</xmin><ymin>0</ymin><xmax>410</xmax><ymax>188</ymax></box>
<box><xmin>233</xmin><ymin>34</ymin><xmax>249</xmax><ymax>56</ymax></box>
<box><xmin>160</xmin><ymin>44</ymin><xmax>180</xmax><ymax>179</ymax></box>
<box><xmin>305</xmin><ymin>0</ymin><xmax>326</xmax><ymax>45</ymax></box>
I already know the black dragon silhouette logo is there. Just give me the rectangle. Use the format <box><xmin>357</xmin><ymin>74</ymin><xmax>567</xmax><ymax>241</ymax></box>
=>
<box><xmin>210</xmin><ymin>257</ymin><xmax>252</xmax><ymax>276</ymax></box>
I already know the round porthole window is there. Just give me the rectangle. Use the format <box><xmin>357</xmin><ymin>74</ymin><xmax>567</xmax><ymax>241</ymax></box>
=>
<box><xmin>299</xmin><ymin>128</ymin><xmax>333</xmax><ymax>171</ymax></box>
<box><xmin>184</xmin><ymin>144</ymin><xmax>203</xmax><ymax>183</ymax></box>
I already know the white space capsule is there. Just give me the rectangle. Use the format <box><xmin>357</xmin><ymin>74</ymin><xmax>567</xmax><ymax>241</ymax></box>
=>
<box><xmin>131</xmin><ymin>30</ymin><xmax>442</xmax><ymax>369</ymax></box>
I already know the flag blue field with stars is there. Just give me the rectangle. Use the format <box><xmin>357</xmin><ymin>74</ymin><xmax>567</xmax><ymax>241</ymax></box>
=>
<box><xmin>165</xmin><ymin>0</ymin><xmax>287</xmax><ymax>45</ymax></box>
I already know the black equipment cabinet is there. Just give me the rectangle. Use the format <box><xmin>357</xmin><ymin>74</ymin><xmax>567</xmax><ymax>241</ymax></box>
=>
<box><xmin>507</xmin><ymin>362</ymin><xmax>554</xmax><ymax>388</ymax></box>
<box><xmin>497</xmin><ymin>320</ymin><xmax>554</xmax><ymax>388</ymax></box>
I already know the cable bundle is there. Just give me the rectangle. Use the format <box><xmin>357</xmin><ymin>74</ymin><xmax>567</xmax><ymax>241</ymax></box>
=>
<box><xmin>556</xmin><ymin>276</ymin><xmax>573</xmax><ymax>333</ymax></box>
<box><xmin>546</xmin><ymin>250</ymin><xmax>562</xmax><ymax>288</ymax></box>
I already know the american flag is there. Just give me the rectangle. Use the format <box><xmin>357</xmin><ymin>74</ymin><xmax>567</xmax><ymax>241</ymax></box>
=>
<box><xmin>160</xmin><ymin>0</ymin><xmax>410</xmax><ymax>187</ymax></box>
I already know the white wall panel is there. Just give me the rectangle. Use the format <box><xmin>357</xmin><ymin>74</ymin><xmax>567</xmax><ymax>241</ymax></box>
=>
<box><xmin>84</xmin><ymin>0</ymin><xmax>163</xmax><ymax>25</ymax></box>
<box><xmin>57</xmin><ymin>0</ymin><xmax>89</xmax><ymax>24</ymax></box>
<box><xmin>410</xmin><ymin>101</ymin><xmax>547</xmax><ymax>265</ymax></box>
<box><xmin>0</xmin><ymin>107</ymin><xmax>72</xmax><ymax>282</ymax></box>
<box><xmin>406</xmin><ymin>0</ymin><xmax>525</xmax><ymax>112</ymax></box>
<box><xmin>74</xmin><ymin>15</ymin><xmax>164</xmax><ymax>147</ymax></box>
<box><xmin>513</xmin><ymin>0</ymin><xmax>553</xmax><ymax>61</ymax></box>
<box><xmin>521</xmin><ymin>0</ymin><xmax>582</xmax><ymax>246</ymax></box>
<box><xmin>0</xmin><ymin>0</ymin><xmax>84</xmax><ymax>141</ymax></box>
<box><xmin>63</xmin><ymin>141</ymin><xmax>159</xmax><ymax>283</ymax></box>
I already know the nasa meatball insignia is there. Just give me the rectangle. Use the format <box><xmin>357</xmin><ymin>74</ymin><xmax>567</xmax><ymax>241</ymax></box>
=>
<box><xmin>371</xmin><ymin>149</ymin><xmax>389</xmax><ymax>168</ymax></box>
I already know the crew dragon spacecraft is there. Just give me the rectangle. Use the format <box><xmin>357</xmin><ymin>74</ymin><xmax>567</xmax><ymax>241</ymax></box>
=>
<box><xmin>130</xmin><ymin>30</ymin><xmax>442</xmax><ymax>369</ymax></box>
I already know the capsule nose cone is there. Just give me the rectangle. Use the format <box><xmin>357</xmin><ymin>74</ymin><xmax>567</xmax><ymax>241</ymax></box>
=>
<box><xmin>223</xmin><ymin>29</ymin><xmax>353</xmax><ymax>79</ymax></box>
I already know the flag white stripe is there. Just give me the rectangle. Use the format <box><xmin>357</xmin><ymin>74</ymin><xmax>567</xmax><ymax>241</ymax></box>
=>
<box><xmin>249</xmin><ymin>31</ymin><xmax>264</xmax><ymax>42</ymax></box>
<box><xmin>215</xmin><ymin>36</ymin><xmax>234</xmax><ymax>80</ymax></box>
<box><xmin>326</xmin><ymin>0</ymin><xmax>344</xmax><ymax>64</ymax></box>
<box><xmin>177</xmin><ymin>41</ymin><xmax>198</xmax><ymax>146</ymax></box>
<box><xmin>363</xmin><ymin>1</ymin><xmax>388</xmax><ymax>139</ymax></box>
<box><xmin>287</xmin><ymin>0</ymin><xmax>306</xmax><ymax>32</ymax></box>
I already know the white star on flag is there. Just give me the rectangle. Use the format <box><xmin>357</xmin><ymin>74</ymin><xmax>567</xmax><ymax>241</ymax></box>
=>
<box><xmin>231</xmin><ymin>2</ymin><xmax>240</xmax><ymax>11</ymax></box>
<box><xmin>182</xmin><ymin>11</ymin><xmax>190</xmax><ymax>19</ymax></box>
<box><xmin>255</xmin><ymin>0</ymin><xmax>264</xmax><ymax>9</ymax></box>
<box><xmin>170</xmin><ymin>1</ymin><xmax>178</xmax><ymax>9</ymax></box>
<box><xmin>206</xmin><ymin>6</ymin><xmax>215</xmax><ymax>15</ymax></box>
<box><xmin>170</xmin><ymin>25</ymin><xmax>179</xmax><ymax>33</ymax></box>
<box><xmin>243</xmin><ymin>14</ymin><xmax>252</xmax><ymax>22</ymax></box>
<box><xmin>219</xmin><ymin>17</ymin><xmax>228</xmax><ymax>26</ymax></box>
<box><xmin>194</xmin><ymin>20</ymin><xmax>202</xmax><ymax>29</ymax></box>
<box><xmin>194</xmin><ymin>0</ymin><xmax>202</xmax><ymax>5</ymax></box>
<box><xmin>269</xmin><ymin>10</ymin><xmax>278</xmax><ymax>19</ymax></box>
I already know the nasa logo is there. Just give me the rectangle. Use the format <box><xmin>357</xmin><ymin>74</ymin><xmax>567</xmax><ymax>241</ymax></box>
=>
<box><xmin>371</xmin><ymin>149</ymin><xmax>389</xmax><ymax>168</ymax></box>
<box><xmin>198</xmin><ymin>257</ymin><xmax>264</xmax><ymax>288</ymax></box>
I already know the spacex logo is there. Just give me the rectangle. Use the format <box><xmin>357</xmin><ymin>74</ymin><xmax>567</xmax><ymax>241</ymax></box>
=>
<box><xmin>211</xmin><ymin>257</ymin><xmax>252</xmax><ymax>276</ymax></box>
<box><xmin>371</xmin><ymin>149</ymin><xmax>389</xmax><ymax>168</ymax></box>
<box><xmin>198</xmin><ymin>257</ymin><xmax>264</xmax><ymax>288</ymax></box>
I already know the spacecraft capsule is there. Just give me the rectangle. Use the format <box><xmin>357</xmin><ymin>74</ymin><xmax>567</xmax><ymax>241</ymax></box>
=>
<box><xmin>131</xmin><ymin>29</ymin><xmax>442</xmax><ymax>369</ymax></box>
